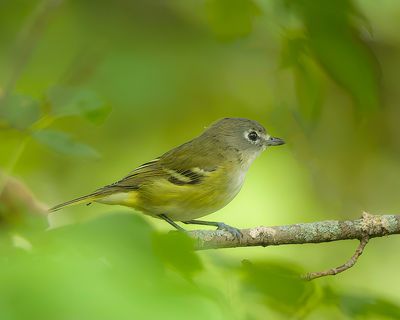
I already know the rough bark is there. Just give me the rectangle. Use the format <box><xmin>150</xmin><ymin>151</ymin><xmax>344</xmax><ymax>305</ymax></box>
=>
<box><xmin>188</xmin><ymin>213</ymin><xmax>400</xmax><ymax>280</ymax></box>
<box><xmin>188</xmin><ymin>213</ymin><xmax>400</xmax><ymax>250</ymax></box>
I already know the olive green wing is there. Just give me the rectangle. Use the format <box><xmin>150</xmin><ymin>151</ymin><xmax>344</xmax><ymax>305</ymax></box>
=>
<box><xmin>98</xmin><ymin>139</ymin><xmax>222</xmax><ymax>192</ymax></box>
<box><xmin>157</xmin><ymin>140</ymin><xmax>220</xmax><ymax>185</ymax></box>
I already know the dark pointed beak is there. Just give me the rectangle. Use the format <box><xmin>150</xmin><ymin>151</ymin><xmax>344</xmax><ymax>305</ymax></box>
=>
<box><xmin>265</xmin><ymin>136</ymin><xmax>285</xmax><ymax>146</ymax></box>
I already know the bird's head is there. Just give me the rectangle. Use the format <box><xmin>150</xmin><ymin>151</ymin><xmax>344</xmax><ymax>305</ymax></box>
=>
<box><xmin>204</xmin><ymin>117</ymin><xmax>285</xmax><ymax>166</ymax></box>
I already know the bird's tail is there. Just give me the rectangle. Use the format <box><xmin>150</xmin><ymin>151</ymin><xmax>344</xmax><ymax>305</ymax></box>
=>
<box><xmin>48</xmin><ymin>192</ymin><xmax>104</xmax><ymax>212</ymax></box>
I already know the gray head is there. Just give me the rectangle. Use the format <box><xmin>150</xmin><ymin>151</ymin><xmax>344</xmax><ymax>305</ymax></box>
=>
<box><xmin>203</xmin><ymin>118</ymin><xmax>284</xmax><ymax>159</ymax></box>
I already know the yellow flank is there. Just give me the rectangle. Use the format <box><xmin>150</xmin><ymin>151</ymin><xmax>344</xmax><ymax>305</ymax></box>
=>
<box><xmin>98</xmin><ymin>191</ymin><xmax>139</xmax><ymax>207</ymax></box>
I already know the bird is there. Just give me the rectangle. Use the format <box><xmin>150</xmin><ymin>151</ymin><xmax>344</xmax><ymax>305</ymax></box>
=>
<box><xmin>49</xmin><ymin>118</ymin><xmax>285</xmax><ymax>237</ymax></box>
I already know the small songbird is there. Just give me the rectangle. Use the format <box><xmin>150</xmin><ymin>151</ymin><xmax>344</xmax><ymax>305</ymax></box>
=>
<box><xmin>49</xmin><ymin>118</ymin><xmax>284</xmax><ymax>237</ymax></box>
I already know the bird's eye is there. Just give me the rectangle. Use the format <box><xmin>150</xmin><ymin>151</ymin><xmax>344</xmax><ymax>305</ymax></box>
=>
<box><xmin>247</xmin><ymin>131</ymin><xmax>258</xmax><ymax>142</ymax></box>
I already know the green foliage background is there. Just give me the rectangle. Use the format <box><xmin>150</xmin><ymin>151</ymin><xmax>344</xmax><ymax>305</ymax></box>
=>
<box><xmin>1</xmin><ymin>0</ymin><xmax>400</xmax><ymax>318</ymax></box>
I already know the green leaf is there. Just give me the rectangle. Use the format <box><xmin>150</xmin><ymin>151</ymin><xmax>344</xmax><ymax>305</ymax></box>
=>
<box><xmin>32</xmin><ymin>130</ymin><xmax>100</xmax><ymax>159</ymax></box>
<box><xmin>287</xmin><ymin>0</ymin><xmax>380</xmax><ymax>112</ymax></box>
<box><xmin>0</xmin><ymin>94</ymin><xmax>41</xmax><ymax>130</ymax></box>
<box><xmin>152</xmin><ymin>231</ymin><xmax>203</xmax><ymax>278</ymax></box>
<box><xmin>206</xmin><ymin>0</ymin><xmax>261</xmax><ymax>40</ymax></box>
<box><xmin>281</xmin><ymin>32</ymin><xmax>325</xmax><ymax>123</ymax></box>
<box><xmin>323</xmin><ymin>287</ymin><xmax>400</xmax><ymax>319</ymax></box>
<box><xmin>47</xmin><ymin>86</ymin><xmax>111</xmax><ymax>124</ymax></box>
<box><xmin>240</xmin><ymin>260</ymin><xmax>315</xmax><ymax>315</ymax></box>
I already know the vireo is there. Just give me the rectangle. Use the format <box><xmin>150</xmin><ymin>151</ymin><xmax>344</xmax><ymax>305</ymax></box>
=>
<box><xmin>50</xmin><ymin>118</ymin><xmax>284</xmax><ymax>237</ymax></box>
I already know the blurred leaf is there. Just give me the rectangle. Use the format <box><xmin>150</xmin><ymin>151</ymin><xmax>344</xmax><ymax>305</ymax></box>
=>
<box><xmin>206</xmin><ymin>0</ymin><xmax>261</xmax><ymax>40</ymax></box>
<box><xmin>280</xmin><ymin>32</ymin><xmax>309</xmax><ymax>69</ymax></box>
<box><xmin>240</xmin><ymin>260</ymin><xmax>314</xmax><ymax>315</ymax></box>
<box><xmin>32</xmin><ymin>129</ymin><xmax>100</xmax><ymax>159</ymax></box>
<box><xmin>52</xmin><ymin>213</ymin><xmax>158</xmax><ymax>272</ymax></box>
<box><xmin>0</xmin><ymin>214</ymin><xmax>221</xmax><ymax>320</ymax></box>
<box><xmin>47</xmin><ymin>86</ymin><xmax>111</xmax><ymax>124</ymax></box>
<box><xmin>322</xmin><ymin>286</ymin><xmax>400</xmax><ymax>319</ymax></box>
<box><xmin>0</xmin><ymin>94</ymin><xmax>40</xmax><ymax>130</ymax></box>
<box><xmin>281</xmin><ymin>32</ymin><xmax>324</xmax><ymax>123</ymax></box>
<box><xmin>285</xmin><ymin>0</ymin><xmax>380</xmax><ymax>112</ymax></box>
<box><xmin>152</xmin><ymin>231</ymin><xmax>203</xmax><ymax>278</ymax></box>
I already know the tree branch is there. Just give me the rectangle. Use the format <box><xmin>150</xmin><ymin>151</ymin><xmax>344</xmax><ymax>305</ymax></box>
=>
<box><xmin>188</xmin><ymin>212</ymin><xmax>399</xmax><ymax>279</ymax></box>
<box><xmin>189</xmin><ymin>212</ymin><xmax>399</xmax><ymax>250</ymax></box>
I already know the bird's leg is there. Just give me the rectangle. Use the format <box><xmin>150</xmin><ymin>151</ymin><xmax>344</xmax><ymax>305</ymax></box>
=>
<box><xmin>182</xmin><ymin>219</ymin><xmax>242</xmax><ymax>239</ymax></box>
<box><xmin>159</xmin><ymin>214</ymin><xmax>186</xmax><ymax>231</ymax></box>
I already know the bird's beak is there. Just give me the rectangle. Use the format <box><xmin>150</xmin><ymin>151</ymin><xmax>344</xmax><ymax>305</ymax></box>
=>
<box><xmin>265</xmin><ymin>136</ymin><xmax>285</xmax><ymax>146</ymax></box>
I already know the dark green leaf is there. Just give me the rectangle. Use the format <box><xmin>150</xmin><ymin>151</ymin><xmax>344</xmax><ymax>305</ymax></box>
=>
<box><xmin>0</xmin><ymin>94</ymin><xmax>40</xmax><ymax>130</ymax></box>
<box><xmin>152</xmin><ymin>231</ymin><xmax>203</xmax><ymax>278</ymax></box>
<box><xmin>323</xmin><ymin>287</ymin><xmax>400</xmax><ymax>319</ymax></box>
<box><xmin>206</xmin><ymin>0</ymin><xmax>261</xmax><ymax>40</ymax></box>
<box><xmin>240</xmin><ymin>260</ymin><xmax>315</xmax><ymax>315</ymax></box>
<box><xmin>281</xmin><ymin>32</ymin><xmax>324</xmax><ymax>123</ymax></box>
<box><xmin>286</xmin><ymin>0</ymin><xmax>380</xmax><ymax>112</ymax></box>
<box><xmin>32</xmin><ymin>130</ymin><xmax>100</xmax><ymax>159</ymax></box>
<box><xmin>47</xmin><ymin>86</ymin><xmax>111</xmax><ymax>124</ymax></box>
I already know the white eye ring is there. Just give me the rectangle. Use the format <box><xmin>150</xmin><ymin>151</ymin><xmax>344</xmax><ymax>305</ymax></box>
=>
<box><xmin>247</xmin><ymin>131</ymin><xmax>259</xmax><ymax>142</ymax></box>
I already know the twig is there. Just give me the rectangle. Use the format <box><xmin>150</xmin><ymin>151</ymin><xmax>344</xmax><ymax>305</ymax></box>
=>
<box><xmin>302</xmin><ymin>236</ymin><xmax>369</xmax><ymax>280</ymax></box>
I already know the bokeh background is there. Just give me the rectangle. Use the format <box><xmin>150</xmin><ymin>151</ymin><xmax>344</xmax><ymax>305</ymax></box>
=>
<box><xmin>1</xmin><ymin>0</ymin><xmax>400</xmax><ymax>319</ymax></box>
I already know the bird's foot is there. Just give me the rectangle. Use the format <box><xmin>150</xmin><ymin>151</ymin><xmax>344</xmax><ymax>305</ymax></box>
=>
<box><xmin>216</xmin><ymin>222</ymin><xmax>242</xmax><ymax>240</ymax></box>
